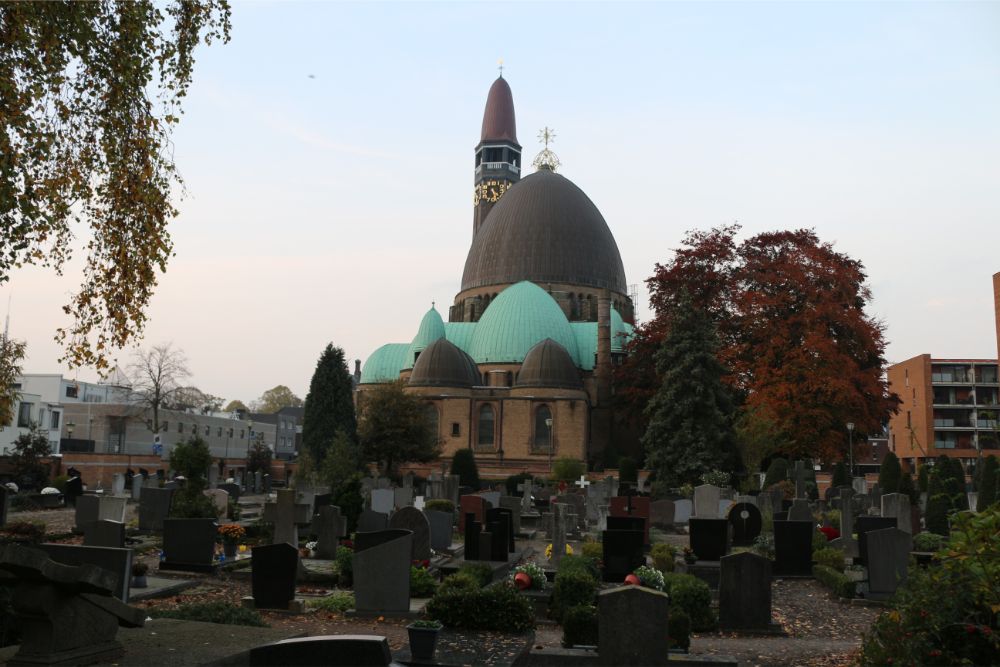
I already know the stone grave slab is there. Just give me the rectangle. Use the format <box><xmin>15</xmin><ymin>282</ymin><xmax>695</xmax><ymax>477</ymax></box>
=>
<box><xmin>370</xmin><ymin>489</ymin><xmax>394</xmax><ymax>515</ymax></box>
<box><xmin>84</xmin><ymin>520</ymin><xmax>126</xmax><ymax>549</ymax></box>
<box><xmin>856</xmin><ymin>516</ymin><xmax>897</xmax><ymax>565</ymax></box>
<box><xmin>788</xmin><ymin>498</ymin><xmax>813</xmax><ymax>522</ymax></box>
<box><xmin>249</xmin><ymin>635</ymin><xmax>392</xmax><ymax>666</ymax></box>
<box><xmin>464</xmin><ymin>513</ymin><xmax>482</xmax><ymax>561</ymax></box>
<box><xmin>674</xmin><ymin>499</ymin><xmax>692</xmax><ymax>524</ymax></box>
<box><xmin>425</xmin><ymin>510</ymin><xmax>453</xmax><ymax>551</ymax></box>
<box><xmin>693</xmin><ymin>484</ymin><xmax>721</xmax><ymax>518</ymax></box>
<box><xmin>218</xmin><ymin>482</ymin><xmax>241</xmax><ymax>502</ymax></box>
<box><xmin>459</xmin><ymin>495</ymin><xmax>486</xmax><ymax>532</ymax></box>
<box><xmin>357</xmin><ymin>509</ymin><xmax>389</xmax><ymax>533</ymax></box>
<box><xmin>393</xmin><ymin>486</ymin><xmax>413</xmax><ymax>510</ymax></box>
<box><xmin>650</xmin><ymin>499</ymin><xmax>675</xmax><ymax>529</ymax></box>
<box><xmin>499</xmin><ymin>495</ymin><xmax>523</xmax><ymax>534</ymax></box>
<box><xmin>314</xmin><ymin>505</ymin><xmax>346</xmax><ymax>559</ymax></box>
<box><xmin>252</xmin><ymin>542</ymin><xmax>299</xmax><ymax>609</ymax></box>
<box><xmin>263</xmin><ymin>489</ymin><xmax>312</xmax><ymax>547</ymax></box>
<box><xmin>609</xmin><ymin>495</ymin><xmax>650</xmax><ymax>544</ymax></box>
<box><xmin>352</xmin><ymin>530</ymin><xmax>412</xmax><ymax>614</ymax></box>
<box><xmin>602</xmin><ymin>518</ymin><xmax>644</xmax><ymax>583</ymax></box>
<box><xmin>727</xmin><ymin>502</ymin><xmax>762</xmax><ymax>546</ymax></box>
<box><xmin>719</xmin><ymin>551</ymin><xmax>772</xmax><ymax>631</ymax></box>
<box><xmin>203</xmin><ymin>489</ymin><xmax>229</xmax><ymax>519</ymax></box>
<box><xmin>866</xmin><ymin>527</ymin><xmax>912</xmax><ymax>601</ymax></box>
<box><xmin>39</xmin><ymin>542</ymin><xmax>134</xmax><ymax>602</ymax></box>
<box><xmin>480</xmin><ymin>491</ymin><xmax>501</xmax><ymax>508</ymax></box>
<box><xmin>137</xmin><ymin>487</ymin><xmax>173</xmax><ymax>532</ymax></box>
<box><xmin>388</xmin><ymin>506</ymin><xmax>431</xmax><ymax>561</ymax></box>
<box><xmin>881</xmin><ymin>493</ymin><xmax>912</xmax><ymax>534</ymax></box>
<box><xmin>161</xmin><ymin>518</ymin><xmax>217</xmax><ymax>572</ymax></box>
<box><xmin>689</xmin><ymin>518</ymin><xmax>729</xmax><ymax>561</ymax></box>
<box><xmin>598</xmin><ymin>585</ymin><xmax>670</xmax><ymax>665</ymax></box>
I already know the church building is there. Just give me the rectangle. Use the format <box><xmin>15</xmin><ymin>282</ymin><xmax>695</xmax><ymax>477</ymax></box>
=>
<box><xmin>358</xmin><ymin>75</ymin><xmax>637</xmax><ymax>477</ymax></box>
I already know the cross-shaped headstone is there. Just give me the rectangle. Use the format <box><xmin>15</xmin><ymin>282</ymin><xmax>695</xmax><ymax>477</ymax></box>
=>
<box><xmin>262</xmin><ymin>488</ymin><xmax>311</xmax><ymax>547</ymax></box>
<box><xmin>575</xmin><ymin>475</ymin><xmax>591</xmax><ymax>490</ymax></box>
<box><xmin>791</xmin><ymin>460</ymin><xmax>809</xmax><ymax>499</ymax></box>
<box><xmin>517</xmin><ymin>478</ymin><xmax>534</xmax><ymax>514</ymax></box>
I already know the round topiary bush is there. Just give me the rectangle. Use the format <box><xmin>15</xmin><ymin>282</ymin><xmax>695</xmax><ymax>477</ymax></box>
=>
<box><xmin>650</xmin><ymin>543</ymin><xmax>676</xmax><ymax>573</ymax></box>
<box><xmin>561</xmin><ymin>605</ymin><xmax>598</xmax><ymax>647</ymax></box>
<box><xmin>813</xmin><ymin>546</ymin><xmax>847</xmax><ymax>572</ymax></box>
<box><xmin>427</xmin><ymin>582</ymin><xmax>534</xmax><ymax>633</ymax></box>
<box><xmin>668</xmin><ymin>607</ymin><xmax>691</xmax><ymax>651</ymax></box>
<box><xmin>551</xmin><ymin>569</ymin><xmax>598</xmax><ymax>623</ymax></box>
<box><xmin>662</xmin><ymin>573</ymin><xmax>715</xmax><ymax>631</ymax></box>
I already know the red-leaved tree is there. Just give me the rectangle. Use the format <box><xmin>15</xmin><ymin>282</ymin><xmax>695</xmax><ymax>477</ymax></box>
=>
<box><xmin>618</xmin><ymin>225</ymin><xmax>899</xmax><ymax>462</ymax></box>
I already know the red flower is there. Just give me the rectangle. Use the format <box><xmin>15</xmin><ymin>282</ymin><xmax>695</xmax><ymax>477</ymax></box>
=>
<box><xmin>819</xmin><ymin>525</ymin><xmax>840</xmax><ymax>541</ymax></box>
<box><xmin>982</xmin><ymin>627</ymin><xmax>992</xmax><ymax>636</ymax></box>
<box><xmin>966</xmin><ymin>624</ymin><xmax>977</xmax><ymax>634</ymax></box>
<box><xmin>929</xmin><ymin>650</ymin><xmax>942</xmax><ymax>657</ymax></box>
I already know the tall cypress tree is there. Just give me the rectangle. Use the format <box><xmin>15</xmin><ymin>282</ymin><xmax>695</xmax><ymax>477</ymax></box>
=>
<box><xmin>302</xmin><ymin>344</ymin><xmax>357</xmax><ymax>465</ymax></box>
<box><xmin>642</xmin><ymin>294</ymin><xmax>736</xmax><ymax>490</ymax></box>
<box><xmin>977</xmin><ymin>455</ymin><xmax>998</xmax><ymax>509</ymax></box>
<box><xmin>879</xmin><ymin>452</ymin><xmax>901</xmax><ymax>493</ymax></box>
<box><xmin>831</xmin><ymin>461</ymin><xmax>850</xmax><ymax>488</ymax></box>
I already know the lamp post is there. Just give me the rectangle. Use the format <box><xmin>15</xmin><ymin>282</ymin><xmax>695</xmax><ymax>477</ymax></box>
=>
<box><xmin>67</xmin><ymin>421</ymin><xmax>75</xmax><ymax>449</ymax></box>
<box><xmin>847</xmin><ymin>422</ymin><xmax>855</xmax><ymax>478</ymax></box>
<box><xmin>546</xmin><ymin>417</ymin><xmax>554</xmax><ymax>471</ymax></box>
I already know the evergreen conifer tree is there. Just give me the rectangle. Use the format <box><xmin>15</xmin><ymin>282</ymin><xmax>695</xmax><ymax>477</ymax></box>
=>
<box><xmin>642</xmin><ymin>295</ymin><xmax>736</xmax><ymax>489</ymax></box>
<box><xmin>977</xmin><ymin>455</ymin><xmax>998</xmax><ymax>509</ymax></box>
<box><xmin>917</xmin><ymin>464</ymin><xmax>929</xmax><ymax>493</ymax></box>
<box><xmin>878</xmin><ymin>452</ymin><xmax>901</xmax><ymax>493</ymax></box>
<box><xmin>450</xmin><ymin>449</ymin><xmax>480</xmax><ymax>490</ymax></box>
<box><xmin>302</xmin><ymin>344</ymin><xmax>357</xmax><ymax>465</ymax></box>
<box><xmin>763</xmin><ymin>458</ymin><xmax>789</xmax><ymax>490</ymax></box>
<box><xmin>898</xmin><ymin>470</ymin><xmax>918</xmax><ymax>504</ymax></box>
<box><xmin>831</xmin><ymin>461</ymin><xmax>849</xmax><ymax>489</ymax></box>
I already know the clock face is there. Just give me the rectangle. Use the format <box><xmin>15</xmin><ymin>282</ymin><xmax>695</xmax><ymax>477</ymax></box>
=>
<box><xmin>473</xmin><ymin>179</ymin><xmax>510</xmax><ymax>205</ymax></box>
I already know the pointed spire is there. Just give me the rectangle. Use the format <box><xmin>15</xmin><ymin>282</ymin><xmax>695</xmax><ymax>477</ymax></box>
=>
<box><xmin>481</xmin><ymin>76</ymin><xmax>518</xmax><ymax>143</ymax></box>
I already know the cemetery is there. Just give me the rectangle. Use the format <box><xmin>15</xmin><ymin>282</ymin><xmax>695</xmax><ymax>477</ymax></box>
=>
<box><xmin>0</xmin><ymin>446</ymin><xmax>996</xmax><ymax>667</ymax></box>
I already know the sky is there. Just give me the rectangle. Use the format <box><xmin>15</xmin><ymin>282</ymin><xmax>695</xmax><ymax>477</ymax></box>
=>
<box><xmin>4</xmin><ymin>1</ymin><xmax>1000</xmax><ymax>404</ymax></box>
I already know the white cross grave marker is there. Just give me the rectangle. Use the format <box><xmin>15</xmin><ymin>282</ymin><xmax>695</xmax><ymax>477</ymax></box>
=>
<box><xmin>575</xmin><ymin>475</ymin><xmax>591</xmax><ymax>490</ymax></box>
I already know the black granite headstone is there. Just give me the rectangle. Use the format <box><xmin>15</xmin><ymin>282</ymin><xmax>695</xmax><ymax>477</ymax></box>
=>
<box><xmin>249</xmin><ymin>635</ymin><xmax>392</xmax><ymax>666</ymax></box>
<box><xmin>252</xmin><ymin>542</ymin><xmax>299</xmax><ymax>609</ymax></box>
<box><xmin>773</xmin><ymin>520</ymin><xmax>813</xmax><ymax>576</ymax></box>
<box><xmin>689</xmin><ymin>518</ymin><xmax>730</xmax><ymax>561</ymax></box>
<box><xmin>161</xmin><ymin>517</ymin><xmax>217</xmax><ymax>572</ymax></box>
<box><xmin>601</xmin><ymin>528</ymin><xmax>644</xmax><ymax>582</ymax></box>
<box><xmin>856</xmin><ymin>516</ymin><xmax>897</xmax><ymax>565</ymax></box>
<box><xmin>719</xmin><ymin>551</ymin><xmax>772</xmax><ymax>630</ymax></box>
<box><xmin>218</xmin><ymin>482</ymin><xmax>240</xmax><ymax>502</ymax></box>
<box><xmin>486</xmin><ymin>507</ymin><xmax>514</xmax><ymax>553</ymax></box>
<box><xmin>727</xmin><ymin>502</ymin><xmax>763</xmax><ymax>547</ymax></box>
<box><xmin>773</xmin><ymin>511</ymin><xmax>788</xmax><ymax>522</ymax></box>
<box><xmin>463</xmin><ymin>513</ymin><xmax>481</xmax><ymax>560</ymax></box>
<box><xmin>64</xmin><ymin>477</ymin><xmax>83</xmax><ymax>507</ymax></box>
<box><xmin>83</xmin><ymin>520</ymin><xmax>126</xmax><ymax>549</ymax></box>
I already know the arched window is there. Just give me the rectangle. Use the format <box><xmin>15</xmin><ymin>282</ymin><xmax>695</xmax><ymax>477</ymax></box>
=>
<box><xmin>535</xmin><ymin>405</ymin><xmax>553</xmax><ymax>451</ymax></box>
<box><xmin>425</xmin><ymin>403</ymin><xmax>440</xmax><ymax>442</ymax></box>
<box><xmin>478</xmin><ymin>404</ymin><xmax>495</xmax><ymax>447</ymax></box>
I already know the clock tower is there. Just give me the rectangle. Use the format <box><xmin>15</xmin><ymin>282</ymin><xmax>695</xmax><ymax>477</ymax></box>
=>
<box><xmin>473</xmin><ymin>75</ymin><xmax>521</xmax><ymax>238</ymax></box>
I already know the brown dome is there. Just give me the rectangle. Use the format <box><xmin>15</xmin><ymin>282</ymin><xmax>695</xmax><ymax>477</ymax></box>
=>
<box><xmin>461</xmin><ymin>169</ymin><xmax>627</xmax><ymax>294</ymax></box>
<box><xmin>409</xmin><ymin>338</ymin><xmax>480</xmax><ymax>388</ymax></box>
<box><xmin>481</xmin><ymin>77</ymin><xmax>518</xmax><ymax>144</ymax></box>
<box><xmin>515</xmin><ymin>339</ymin><xmax>582</xmax><ymax>389</ymax></box>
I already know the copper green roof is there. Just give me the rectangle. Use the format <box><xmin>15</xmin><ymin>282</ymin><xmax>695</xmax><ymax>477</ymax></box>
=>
<box><xmin>360</xmin><ymin>343</ymin><xmax>408</xmax><ymax>384</ymax></box>
<box><xmin>444</xmin><ymin>322</ymin><xmax>477</xmax><ymax>353</ymax></box>
<box><xmin>468</xmin><ymin>281</ymin><xmax>578</xmax><ymax>365</ymax></box>
<box><xmin>402</xmin><ymin>306</ymin><xmax>446</xmax><ymax>370</ymax></box>
<box><xmin>570</xmin><ymin>308</ymin><xmax>631</xmax><ymax>371</ymax></box>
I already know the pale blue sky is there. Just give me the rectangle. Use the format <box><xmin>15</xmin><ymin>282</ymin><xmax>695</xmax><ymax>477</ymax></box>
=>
<box><xmin>5</xmin><ymin>1</ymin><xmax>1000</xmax><ymax>403</ymax></box>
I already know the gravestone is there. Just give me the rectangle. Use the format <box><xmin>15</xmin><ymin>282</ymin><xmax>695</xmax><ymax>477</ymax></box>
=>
<box><xmin>598</xmin><ymin>585</ymin><xmax>670</xmax><ymax>665</ymax></box>
<box><xmin>393</xmin><ymin>486</ymin><xmax>413</xmax><ymax>510</ymax></box>
<box><xmin>464</xmin><ymin>513</ymin><xmax>482</xmax><ymax>560</ymax></box>
<box><xmin>517</xmin><ymin>477</ymin><xmax>534</xmax><ymax>515</ymax></box>
<box><xmin>718</xmin><ymin>498</ymin><xmax>734</xmax><ymax>519</ymax></box>
<box><xmin>249</xmin><ymin>635</ymin><xmax>392</xmax><ymax>667</ymax></box>
<box><xmin>83</xmin><ymin>520</ymin><xmax>126</xmax><ymax>549</ymax></box>
<box><xmin>719</xmin><ymin>551</ymin><xmax>772</xmax><ymax>631</ymax></box>
<box><xmin>689</xmin><ymin>518</ymin><xmax>729</xmax><ymax>561</ymax></box>
<box><xmin>111</xmin><ymin>473</ymin><xmax>126</xmax><ymax>496</ymax></box>
<box><xmin>137</xmin><ymin>487</ymin><xmax>174</xmax><ymax>531</ymax></box>
<box><xmin>650</xmin><ymin>499</ymin><xmax>675</xmax><ymax>530</ymax></box>
<box><xmin>425</xmin><ymin>510</ymin><xmax>453</xmax><ymax>551</ymax></box>
<box><xmin>830</xmin><ymin>486</ymin><xmax>859</xmax><ymax>557</ymax></box>
<box><xmin>357</xmin><ymin>509</ymin><xmax>389</xmax><ymax>533</ymax></box>
<box><xmin>587</xmin><ymin>480</ymin><xmax>611</xmax><ymax>523</ymax></box>
<box><xmin>852</xmin><ymin>477</ymin><xmax>867</xmax><ymax>495</ymax></box>
<box><xmin>254</xmin><ymin>470</ymin><xmax>263</xmax><ymax>494</ymax></box>
<box><xmin>263</xmin><ymin>489</ymin><xmax>312</xmax><ymax>547</ymax></box>
<box><xmin>459</xmin><ymin>495</ymin><xmax>486</xmax><ymax>532</ymax></box>
<box><xmin>602</xmin><ymin>517</ymin><xmax>644</xmax><ymax>582</ymax></box>
<box><xmin>370</xmin><ymin>488</ymin><xmax>394</xmax><ymax>515</ymax></box>
<box><xmin>0</xmin><ymin>485</ymin><xmax>8</xmax><ymax>527</ymax></box>
<box><xmin>866</xmin><ymin>527</ymin><xmax>911</xmax><ymax>601</ymax></box>
<box><xmin>484</xmin><ymin>509</ymin><xmax>512</xmax><ymax>561</ymax></box>
<box><xmin>597</xmin><ymin>505</ymin><xmax>610</xmax><ymax>532</ymax></box>
<box><xmin>74</xmin><ymin>495</ymin><xmax>101</xmax><ymax>533</ymax></box>
<box><xmin>856</xmin><ymin>516</ymin><xmax>897</xmax><ymax>565</ymax></box>
<box><xmin>262</xmin><ymin>473</ymin><xmax>271</xmax><ymax>493</ymax></box>
<box><xmin>499</xmin><ymin>495</ymin><xmax>523</xmax><ymax>534</ymax></box>
<box><xmin>674</xmin><ymin>499</ymin><xmax>693</xmax><ymax>525</ymax></box>
<box><xmin>727</xmin><ymin>502</ymin><xmax>762</xmax><ymax>546</ymax></box>
<box><xmin>388</xmin><ymin>506</ymin><xmax>431</xmax><ymax>561</ymax></box>
<box><xmin>557</xmin><ymin>494</ymin><xmax>587</xmax><ymax>534</ymax></box>
<box><xmin>99</xmin><ymin>496</ymin><xmax>127</xmax><ymax>523</ymax></box>
<box><xmin>39</xmin><ymin>542</ymin><xmax>134</xmax><ymax>602</ymax></box>
<box><xmin>481</xmin><ymin>490</ymin><xmax>501</xmax><ymax>508</ymax></box>
<box><xmin>314</xmin><ymin>505</ymin><xmax>347</xmax><ymax>559</ymax></box>
<box><xmin>130</xmin><ymin>475</ymin><xmax>143</xmax><ymax>501</ymax></box>
<box><xmin>64</xmin><ymin>476</ymin><xmax>84</xmax><ymax>507</ymax></box>
<box><xmin>252</xmin><ymin>542</ymin><xmax>299</xmax><ymax>609</ymax></box>
<box><xmin>773</xmin><ymin>520</ymin><xmax>814</xmax><ymax>576</ymax></box>
<box><xmin>551</xmin><ymin>503</ymin><xmax>568</xmax><ymax>566</ymax></box>
<box><xmin>161</xmin><ymin>518</ymin><xmax>218</xmax><ymax>572</ymax></box>
<box><xmin>869</xmin><ymin>483</ymin><xmax>883</xmax><ymax>513</ymax></box>
<box><xmin>791</xmin><ymin>460</ymin><xmax>809</xmax><ymax>499</ymax></box>
<box><xmin>218</xmin><ymin>482</ymin><xmax>241</xmax><ymax>502</ymax></box>
<box><xmin>203</xmin><ymin>488</ymin><xmax>229</xmax><ymax>519</ymax></box>
<box><xmin>353</xmin><ymin>529</ymin><xmax>413</xmax><ymax>613</ymax></box>
<box><xmin>881</xmin><ymin>493</ymin><xmax>912</xmax><ymax>534</ymax></box>
<box><xmin>693</xmin><ymin>484</ymin><xmax>721</xmax><ymax>518</ymax></box>
<box><xmin>609</xmin><ymin>495</ymin><xmax>650</xmax><ymax>544</ymax></box>
<box><xmin>788</xmin><ymin>498</ymin><xmax>813</xmax><ymax>522</ymax></box>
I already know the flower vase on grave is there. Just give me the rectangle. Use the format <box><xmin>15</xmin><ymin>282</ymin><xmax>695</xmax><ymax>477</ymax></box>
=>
<box><xmin>218</xmin><ymin>524</ymin><xmax>245</xmax><ymax>560</ymax></box>
<box><xmin>406</xmin><ymin>621</ymin><xmax>442</xmax><ymax>660</ymax></box>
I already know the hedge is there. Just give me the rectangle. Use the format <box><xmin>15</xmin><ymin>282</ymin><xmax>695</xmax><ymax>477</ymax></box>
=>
<box><xmin>813</xmin><ymin>564</ymin><xmax>855</xmax><ymax>599</ymax></box>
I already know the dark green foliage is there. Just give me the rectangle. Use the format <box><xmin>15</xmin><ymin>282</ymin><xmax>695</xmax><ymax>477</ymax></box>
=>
<box><xmin>247</xmin><ymin>439</ymin><xmax>271</xmax><ymax>475</ymax></box>
<box><xmin>925</xmin><ymin>494</ymin><xmax>951</xmax><ymax>536</ymax></box>
<box><xmin>917</xmin><ymin>464</ymin><xmax>929</xmax><ymax>493</ymax></box>
<box><xmin>650</xmin><ymin>543</ymin><xmax>676</xmax><ymax>573</ymax></box>
<box><xmin>439</xmin><ymin>572</ymin><xmax>479</xmax><ymax>594</ymax></box>
<box><xmin>335</xmin><ymin>546</ymin><xmax>353</xmax><ymax>587</ymax></box>
<box><xmin>552</xmin><ymin>457</ymin><xmax>585</xmax><ymax>483</ymax></box>
<box><xmin>551</xmin><ymin>569</ymin><xmax>598</xmax><ymax>623</ymax></box>
<box><xmin>450</xmin><ymin>449</ymin><xmax>480</xmax><ymax>490</ymax></box>
<box><xmin>303</xmin><ymin>345</ymin><xmax>357</xmax><ymax>465</ymax></box>
<box><xmin>976</xmin><ymin>455</ymin><xmax>998</xmax><ymax>509</ymax></box>
<box><xmin>423</xmin><ymin>499</ymin><xmax>454</xmax><ymax>514</ymax></box>
<box><xmin>321</xmin><ymin>429</ymin><xmax>366</xmax><ymax>531</ymax></box>
<box><xmin>561</xmin><ymin>605</ymin><xmax>598</xmax><ymax>647</ymax></box>
<box><xmin>0</xmin><ymin>521</ymin><xmax>45</xmax><ymax>544</ymax></box>
<box><xmin>831</xmin><ymin>461</ymin><xmax>849</xmax><ymax>489</ymax></box>
<box><xmin>458</xmin><ymin>562</ymin><xmax>493</xmax><ymax>587</ymax></box>
<box><xmin>150</xmin><ymin>601</ymin><xmax>268</xmax><ymax>627</ymax></box>
<box><xmin>661</xmin><ymin>573</ymin><xmax>715</xmax><ymax>631</ymax></box>
<box><xmin>8</xmin><ymin>425</ymin><xmax>52</xmax><ymax>490</ymax></box>
<box><xmin>504</xmin><ymin>472</ymin><xmax>533</xmax><ymax>496</ymax></box>
<box><xmin>168</xmin><ymin>436</ymin><xmax>217</xmax><ymax>518</ymax></box>
<box><xmin>812</xmin><ymin>565</ymin><xmax>855</xmax><ymax>599</ymax></box>
<box><xmin>410</xmin><ymin>566</ymin><xmax>438</xmax><ymax>598</ymax></box>
<box><xmin>668</xmin><ymin>608</ymin><xmax>691</xmax><ymax>651</ymax></box>
<box><xmin>763</xmin><ymin>458</ymin><xmax>789</xmax><ymax>490</ymax></box>
<box><xmin>642</xmin><ymin>294</ymin><xmax>736</xmax><ymax>489</ymax></box>
<box><xmin>813</xmin><ymin>547</ymin><xmax>846</xmax><ymax>572</ymax></box>
<box><xmin>557</xmin><ymin>554</ymin><xmax>600</xmax><ymax>580</ymax></box>
<box><xmin>618</xmin><ymin>457</ymin><xmax>638</xmax><ymax>484</ymax></box>
<box><xmin>898</xmin><ymin>470</ymin><xmax>918</xmax><ymax>505</ymax></box>
<box><xmin>358</xmin><ymin>381</ymin><xmax>440</xmax><ymax>476</ymax></box>
<box><xmin>912</xmin><ymin>531</ymin><xmax>946</xmax><ymax>553</ymax></box>
<box><xmin>426</xmin><ymin>582</ymin><xmax>534</xmax><ymax>633</ymax></box>
<box><xmin>878</xmin><ymin>452</ymin><xmax>901</xmax><ymax>493</ymax></box>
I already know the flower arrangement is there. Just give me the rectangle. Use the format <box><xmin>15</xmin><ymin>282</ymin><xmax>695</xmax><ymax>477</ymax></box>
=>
<box><xmin>412</xmin><ymin>559</ymin><xmax>431</xmax><ymax>569</ymax></box>
<box><xmin>545</xmin><ymin>543</ymin><xmax>574</xmax><ymax>560</ymax></box>
<box><xmin>511</xmin><ymin>562</ymin><xmax>546</xmax><ymax>590</ymax></box>
<box><xmin>633</xmin><ymin>565</ymin><xmax>665</xmax><ymax>591</ymax></box>
<box><xmin>699</xmin><ymin>470</ymin><xmax>731</xmax><ymax>487</ymax></box>
<box><xmin>682</xmin><ymin>546</ymin><xmax>697</xmax><ymax>564</ymax></box>
<box><xmin>218</xmin><ymin>524</ymin><xmax>246</xmax><ymax>541</ymax></box>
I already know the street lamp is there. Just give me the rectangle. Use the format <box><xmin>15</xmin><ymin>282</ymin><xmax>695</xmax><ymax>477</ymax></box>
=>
<box><xmin>847</xmin><ymin>422</ymin><xmax>855</xmax><ymax>479</ymax></box>
<box><xmin>546</xmin><ymin>417</ymin><xmax>554</xmax><ymax>470</ymax></box>
<box><xmin>67</xmin><ymin>421</ymin><xmax>75</xmax><ymax>447</ymax></box>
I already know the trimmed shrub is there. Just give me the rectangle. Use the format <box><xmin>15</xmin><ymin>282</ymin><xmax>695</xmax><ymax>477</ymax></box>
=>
<box><xmin>662</xmin><ymin>573</ymin><xmax>715</xmax><ymax>631</ymax></box>
<box><xmin>650</xmin><ymin>543</ymin><xmax>676</xmax><ymax>573</ymax></box>
<box><xmin>763</xmin><ymin>458</ymin><xmax>789</xmax><ymax>490</ymax></box>
<box><xmin>458</xmin><ymin>562</ymin><xmax>493</xmax><ymax>587</ymax></box>
<box><xmin>551</xmin><ymin>569</ymin><xmax>598</xmax><ymax>622</ymax></box>
<box><xmin>580</xmin><ymin>541</ymin><xmax>603</xmax><ymax>562</ymax></box>
<box><xmin>561</xmin><ymin>605</ymin><xmax>598</xmax><ymax>647</ymax></box>
<box><xmin>151</xmin><ymin>601</ymin><xmax>268</xmax><ymax>627</ymax></box>
<box><xmin>813</xmin><ymin>565</ymin><xmax>855</xmax><ymax>599</ymax></box>
<box><xmin>335</xmin><ymin>545</ymin><xmax>353</xmax><ymax>587</ymax></box>
<box><xmin>668</xmin><ymin>608</ymin><xmax>691</xmax><ymax>651</ymax></box>
<box><xmin>898</xmin><ymin>470</ymin><xmax>918</xmax><ymax>505</ymax></box>
<box><xmin>551</xmin><ymin>457</ymin><xmax>584</xmax><ymax>483</ymax></box>
<box><xmin>912</xmin><ymin>531</ymin><xmax>946</xmax><ymax>553</ymax></box>
<box><xmin>423</xmin><ymin>499</ymin><xmax>454</xmax><ymax>514</ymax></box>
<box><xmin>811</xmin><ymin>528</ymin><xmax>827</xmax><ymax>553</ymax></box>
<box><xmin>410</xmin><ymin>566</ymin><xmax>438</xmax><ymax>597</ymax></box>
<box><xmin>307</xmin><ymin>591</ymin><xmax>354</xmax><ymax>613</ymax></box>
<box><xmin>557</xmin><ymin>554</ymin><xmax>599</xmax><ymax>580</ymax></box>
<box><xmin>426</xmin><ymin>582</ymin><xmax>534</xmax><ymax>633</ymax></box>
<box><xmin>439</xmin><ymin>572</ymin><xmax>479</xmax><ymax>594</ymax></box>
<box><xmin>879</xmin><ymin>452</ymin><xmax>901</xmax><ymax>493</ymax></box>
<box><xmin>450</xmin><ymin>449</ymin><xmax>480</xmax><ymax>490</ymax></box>
<box><xmin>925</xmin><ymin>494</ymin><xmax>951</xmax><ymax>536</ymax></box>
<box><xmin>813</xmin><ymin>547</ymin><xmax>846</xmax><ymax>572</ymax></box>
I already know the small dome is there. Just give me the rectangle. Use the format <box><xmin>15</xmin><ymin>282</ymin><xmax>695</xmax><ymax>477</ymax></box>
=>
<box><xmin>481</xmin><ymin>76</ymin><xmax>517</xmax><ymax>144</ymax></box>
<box><xmin>468</xmin><ymin>281</ymin><xmax>579</xmax><ymax>365</ymax></box>
<box><xmin>360</xmin><ymin>344</ymin><xmax>408</xmax><ymax>384</ymax></box>
<box><xmin>403</xmin><ymin>306</ymin><xmax>445</xmax><ymax>370</ymax></box>
<box><xmin>461</xmin><ymin>169</ymin><xmax>627</xmax><ymax>294</ymax></box>
<box><xmin>515</xmin><ymin>339</ymin><xmax>583</xmax><ymax>389</ymax></box>
<box><xmin>409</xmin><ymin>338</ymin><xmax>480</xmax><ymax>388</ymax></box>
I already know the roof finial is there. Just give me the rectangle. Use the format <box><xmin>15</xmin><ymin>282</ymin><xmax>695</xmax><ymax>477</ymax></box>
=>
<box><xmin>498</xmin><ymin>58</ymin><xmax>504</xmax><ymax>78</ymax></box>
<box><xmin>532</xmin><ymin>126</ymin><xmax>561</xmax><ymax>172</ymax></box>
<box><xmin>432</xmin><ymin>300</ymin><xmax>436</xmax><ymax>309</ymax></box>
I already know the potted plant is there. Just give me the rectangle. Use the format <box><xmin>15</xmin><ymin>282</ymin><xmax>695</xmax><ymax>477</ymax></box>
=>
<box><xmin>682</xmin><ymin>546</ymin><xmax>697</xmax><ymax>565</ymax></box>
<box><xmin>406</xmin><ymin>619</ymin><xmax>443</xmax><ymax>660</ymax></box>
<box><xmin>131</xmin><ymin>561</ymin><xmax>149</xmax><ymax>588</ymax></box>
<box><xmin>218</xmin><ymin>524</ymin><xmax>246</xmax><ymax>560</ymax></box>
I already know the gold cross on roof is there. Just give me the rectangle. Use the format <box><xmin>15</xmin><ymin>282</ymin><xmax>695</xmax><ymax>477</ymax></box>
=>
<box><xmin>538</xmin><ymin>127</ymin><xmax>556</xmax><ymax>148</ymax></box>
